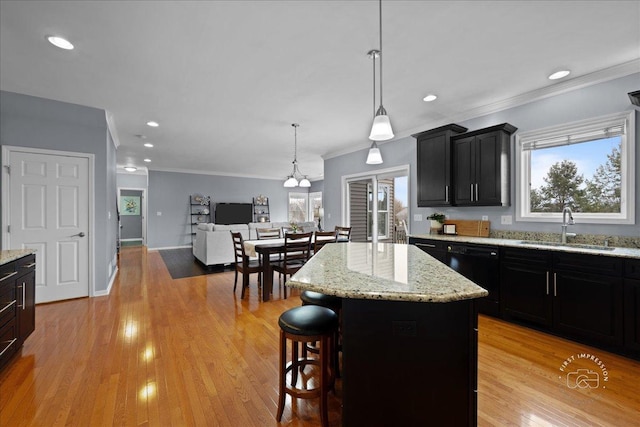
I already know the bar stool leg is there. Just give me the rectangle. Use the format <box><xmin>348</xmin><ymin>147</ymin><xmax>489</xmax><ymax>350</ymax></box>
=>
<box><xmin>291</xmin><ymin>340</ymin><xmax>299</xmax><ymax>386</ymax></box>
<box><xmin>276</xmin><ymin>330</ymin><xmax>287</xmax><ymax>422</ymax></box>
<box><xmin>320</xmin><ymin>334</ymin><xmax>329</xmax><ymax>427</ymax></box>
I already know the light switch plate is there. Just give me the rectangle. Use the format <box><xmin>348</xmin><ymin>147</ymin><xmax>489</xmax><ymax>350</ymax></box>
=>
<box><xmin>414</xmin><ymin>214</ymin><xmax>423</xmax><ymax>221</ymax></box>
<box><xmin>157</xmin><ymin>211</ymin><xmax>162</xmax><ymax>216</ymax></box>
<box><xmin>482</xmin><ymin>215</ymin><xmax>488</xmax><ymax>221</ymax></box>
<box><xmin>501</xmin><ymin>215</ymin><xmax>512</xmax><ymax>225</ymax></box>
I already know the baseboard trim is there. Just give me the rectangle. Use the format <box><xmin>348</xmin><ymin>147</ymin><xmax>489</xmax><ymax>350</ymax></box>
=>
<box><xmin>147</xmin><ymin>245</ymin><xmax>192</xmax><ymax>251</ymax></box>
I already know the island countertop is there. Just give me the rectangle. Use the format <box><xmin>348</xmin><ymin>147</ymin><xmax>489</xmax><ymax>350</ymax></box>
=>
<box><xmin>0</xmin><ymin>249</ymin><xmax>36</xmax><ymax>266</ymax></box>
<box><xmin>287</xmin><ymin>242</ymin><xmax>487</xmax><ymax>303</ymax></box>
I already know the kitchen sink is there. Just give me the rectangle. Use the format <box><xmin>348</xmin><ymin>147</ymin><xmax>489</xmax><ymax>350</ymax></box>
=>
<box><xmin>519</xmin><ymin>240</ymin><xmax>615</xmax><ymax>251</ymax></box>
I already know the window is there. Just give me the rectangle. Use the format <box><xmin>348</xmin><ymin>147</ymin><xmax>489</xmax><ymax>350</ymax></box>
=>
<box><xmin>367</xmin><ymin>183</ymin><xmax>390</xmax><ymax>239</ymax></box>
<box><xmin>288</xmin><ymin>192</ymin><xmax>308</xmax><ymax>223</ymax></box>
<box><xmin>516</xmin><ymin>111</ymin><xmax>635</xmax><ymax>224</ymax></box>
<box><xmin>308</xmin><ymin>192</ymin><xmax>322</xmax><ymax>227</ymax></box>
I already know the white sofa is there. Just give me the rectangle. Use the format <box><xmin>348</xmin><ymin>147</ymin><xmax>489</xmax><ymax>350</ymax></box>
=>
<box><xmin>192</xmin><ymin>221</ymin><xmax>318</xmax><ymax>266</ymax></box>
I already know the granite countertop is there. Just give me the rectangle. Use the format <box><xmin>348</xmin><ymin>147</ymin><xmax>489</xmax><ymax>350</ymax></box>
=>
<box><xmin>287</xmin><ymin>242</ymin><xmax>488</xmax><ymax>303</ymax></box>
<box><xmin>0</xmin><ymin>249</ymin><xmax>36</xmax><ymax>266</ymax></box>
<box><xmin>409</xmin><ymin>234</ymin><xmax>640</xmax><ymax>259</ymax></box>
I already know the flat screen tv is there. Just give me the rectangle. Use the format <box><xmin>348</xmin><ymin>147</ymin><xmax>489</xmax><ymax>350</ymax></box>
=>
<box><xmin>215</xmin><ymin>203</ymin><xmax>253</xmax><ymax>225</ymax></box>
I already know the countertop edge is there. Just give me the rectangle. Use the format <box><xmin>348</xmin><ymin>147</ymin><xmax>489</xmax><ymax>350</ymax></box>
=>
<box><xmin>408</xmin><ymin>234</ymin><xmax>640</xmax><ymax>259</ymax></box>
<box><xmin>0</xmin><ymin>249</ymin><xmax>36</xmax><ymax>266</ymax></box>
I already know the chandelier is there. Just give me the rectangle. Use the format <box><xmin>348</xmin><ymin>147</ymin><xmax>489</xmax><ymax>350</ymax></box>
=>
<box><xmin>283</xmin><ymin>123</ymin><xmax>311</xmax><ymax>188</ymax></box>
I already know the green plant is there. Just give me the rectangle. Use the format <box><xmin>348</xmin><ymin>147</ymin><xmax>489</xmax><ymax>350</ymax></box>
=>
<box><xmin>427</xmin><ymin>213</ymin><xmax>446</xmax><ymax>224</ymax></box>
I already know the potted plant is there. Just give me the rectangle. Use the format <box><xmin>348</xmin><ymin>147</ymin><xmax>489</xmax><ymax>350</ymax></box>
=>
<box><xmin>427</xmin><ymin>213</ymin><xmax>446</xmax><ymax>234</ymax></box>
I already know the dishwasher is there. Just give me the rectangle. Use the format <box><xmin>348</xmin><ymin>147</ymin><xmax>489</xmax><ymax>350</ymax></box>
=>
<box><xmin>446</xmin><ymin>244</ymin><xmax>500</xmax><ymax>317</ymax></box>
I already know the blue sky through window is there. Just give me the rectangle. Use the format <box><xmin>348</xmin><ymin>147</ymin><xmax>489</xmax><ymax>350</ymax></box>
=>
<box><xmin>530</xmin><ymin>136</ymin><xmax>620</xmax><ymax>189</ymax></box>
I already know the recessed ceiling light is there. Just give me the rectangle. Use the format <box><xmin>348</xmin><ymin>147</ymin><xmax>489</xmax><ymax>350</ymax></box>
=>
<box><xmin>143</xmin><ymin>159</ymin><xmax>151</xmax><ymax>163</ymax></box>
<box><xmin>423</xmin><ymin>94</ymin><xmax>438</xmax><ymax>102</ymax></box>
<box><xmin>124</xmin><ymin>166</ymin><xmax>137</xmax><ymax>172</ymax></box>
<box><xmin>143</xmin><ymin>143</ymin><xmax>154</xmax><ymax>148</ymax></box>
<box><xmin>46</xmin><ymin>35</ymin><xmax>74</xmax><ymax>50</ymax></box>
<box><xmin>548</xmin><ymin>70</ymin><xmax>570</xmax><ymax>80</ymax></box>
<box><xmin>146</xmin><ymin>121</ymin><xmax>159</xmax><ymax>127</ymax></box>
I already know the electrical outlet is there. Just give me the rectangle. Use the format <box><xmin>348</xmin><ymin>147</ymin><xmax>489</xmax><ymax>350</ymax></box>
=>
<box><xmin>501</xmin><ymin>215</ymin><xmax>512</xmax><ymax>225</ymax></box>
<box><xmin>157</xmin><ymin>211</ymin><xmax>162</xmax><ymax>216</ymax></box>
<box><xmin>482</xmin><ymin>215</ymin><xmax>488</xmax><ymax>221</ymax></box>
<box><xmin>414</xmin><ymin>214</ymin><xmax>423</xmax><ymax>221</ymax></box>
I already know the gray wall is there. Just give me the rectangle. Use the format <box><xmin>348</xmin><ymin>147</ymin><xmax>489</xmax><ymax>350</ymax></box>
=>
<box><xmin>147</xmin><ymin>170</ymin><xmax>294</xmax><ymax>249</ymax></box>
<box><xmin>120</xmin><ymin>189</ymin><xmax>143</xmax><ymax>239</ymax></box>
<box><xmin>324</xmin><ymin>73</ymin><xmax>640</xmax><ymax>238</ymax></box>
<box><xmin>0</xmin><ymin>90</ymin><xmax>118</xmax><ymax>292</ymax></box>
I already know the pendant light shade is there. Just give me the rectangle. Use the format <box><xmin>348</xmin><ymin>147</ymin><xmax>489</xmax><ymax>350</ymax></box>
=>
<box><xmin>366</xmin><ymin>142</ymin><xmax>383</xmax><ymax>165</ymax></box>
<box><xmin>368</xmin><ymin>0</ymin><xmax>394</xmax><ymax>142</ymax></box>
<box><xmin>369</xmin><ymin>107</ymin><xmax>394</xmax><ymax>141</ymax></box>
<box><xmin>283</xmin><ymin>123</ymin><xmax>310</xmax><ymax>188</ymax></box>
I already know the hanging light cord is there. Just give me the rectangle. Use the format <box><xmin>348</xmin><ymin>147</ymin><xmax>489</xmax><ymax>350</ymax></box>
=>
<box><xmin>378</xmin><ymin>0</ymin><xmax>383</xmax><ymax>109</ymax></box>
<box><xmin>372</xmin><ymin>51</ymin><xmax>376</xmax><ymax>117</ymax></box>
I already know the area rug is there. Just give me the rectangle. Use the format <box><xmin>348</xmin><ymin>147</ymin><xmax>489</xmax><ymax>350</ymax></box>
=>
<box><xmin>159</xmin><ymin>248</ymin><xmax>231</xmax><ymax>279</ymax></box>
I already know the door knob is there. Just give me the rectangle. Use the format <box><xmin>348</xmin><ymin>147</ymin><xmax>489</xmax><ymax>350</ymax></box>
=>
<box><xmin>72</xmin><ymin>232</ymin><xmax>85</xmax><ymax>238</ymax></box>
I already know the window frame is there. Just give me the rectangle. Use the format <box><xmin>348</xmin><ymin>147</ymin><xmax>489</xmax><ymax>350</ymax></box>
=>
<box><xmin>515</xmin><ymin>111</ymin><xmax>635</xmax><ymax>224</ymax></box>
<box><xmin>367</xmin><ymin>182</ymin><xmax>390</xmax><ymax>239</ymax></box>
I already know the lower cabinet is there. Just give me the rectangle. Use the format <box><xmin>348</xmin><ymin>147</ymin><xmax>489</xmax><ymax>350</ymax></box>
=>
<box><xmin>501</xmin><ymin>247</ymin><xmax>625</xmax><ymax>351</ymax></box>
<box><xmin>0</xmin><ymin>253</ymin><xmax>36</xmax><ymax>371</ymax></box>
<box><xmin>409</xmin><ymin>237</ymin><xmax>447</xmax><ymax>263</ymax></box>
<box><xmin>624</xmin><ymin>258</ymin><xmax>640</xmax><ymax>352</ymax></box>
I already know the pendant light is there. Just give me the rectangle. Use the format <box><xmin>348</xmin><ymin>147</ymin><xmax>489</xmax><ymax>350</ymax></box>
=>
<box><xmin>366</xmin><ymin>49</ymin><xmax>383</xmax><ymax>165</ymax></box>
<box><xmin>283</xmin><ymin>123</ymin><xmax>311</xmax><ymax>188</ymax></box>
<box><xmin>369</xmin><ymin>0</ymin><xmax>394</xmax><ymax>142</ymax></box>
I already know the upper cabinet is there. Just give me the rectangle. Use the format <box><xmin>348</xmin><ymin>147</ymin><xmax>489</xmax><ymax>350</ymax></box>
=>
<box><xmin>452</xmin><ymin>123</ymin><xmax>517</xmax><ymax>206</ymax></box>
<box><xmin>413</xmin><ymin>124</ymin><xmax>467</xmax><ymax>207</ymax></box>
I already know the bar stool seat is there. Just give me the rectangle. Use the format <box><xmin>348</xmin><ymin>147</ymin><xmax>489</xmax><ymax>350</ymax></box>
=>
<box><xmin>300</xmin><ymin>290</ymin><xmax>342</xmax><ymax>311</ymax></box>
<box><xmin>276</xmin><ymin>305</ymin><xmax>338</xmax><ymax>427</ymax></box>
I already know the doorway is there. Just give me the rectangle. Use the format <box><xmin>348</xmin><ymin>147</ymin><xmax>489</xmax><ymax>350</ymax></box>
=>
<box><xmin>118</xmin><ymin>188</ymin><xmax>146</xmax><ymax>247</ymax></box>
<box><xmin>343</xmin><ymin>165</ymin><xmax>410</xmax><ymax>244</ymax></box>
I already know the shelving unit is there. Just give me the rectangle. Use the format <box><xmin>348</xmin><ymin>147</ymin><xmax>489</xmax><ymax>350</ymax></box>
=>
<box><xmin>190</xmin><ymin>194</ymin><xmax>211</xmax><ymax>245</ymax></box>
<box><xmin>253</xmin><ymin>195</ymin><xmax>270</xmax><ymax>223</ymax></box>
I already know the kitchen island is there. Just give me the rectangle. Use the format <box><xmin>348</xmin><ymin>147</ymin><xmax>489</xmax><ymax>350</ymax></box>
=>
<box><xmin>287</xmin><ymin>242</ymin><xmax>487</xmax><ymax>426</ymax></box>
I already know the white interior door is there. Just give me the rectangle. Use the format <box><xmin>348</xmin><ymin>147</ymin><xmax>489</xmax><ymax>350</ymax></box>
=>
<box><xmin>7</xmin><ymin>149</ymin><xmax>90</xmax><ymax>303</ymax></box>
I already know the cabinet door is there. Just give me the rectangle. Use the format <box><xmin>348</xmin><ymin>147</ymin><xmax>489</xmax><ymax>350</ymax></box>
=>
<box><xmin>475</xmin><ymin>131</ymin><xmax>503</xmax><ymax>205</ymax></box>
<box><xmin>501</xmin><ymin>261</ymin><xmax>553</xmax><ymax>327</ymax></box>
<box><xmin>17</xmin><ymin>271</ymin><xmax>36</xmax><ymax>344</ymax></box>
<box><xmin>453</xmin><ymin>135</ymin><xmax>475</xmax><ymax>205</ymax></box>
<box><xmin>417</xmin><ymin>134</ymin><xmax>450</xmax><ymax>206</ymax></box>
<box><xmin>410</xmin><ymin>238</ymin><xmax>447</xmax><ymax>263</ymax></box>
<box><xmin>553</xmin><ymin>270</ymin><xmax>623</xmax><ymax>346</ymax></box>
<box><xmin>624</xmin><ymin>278</ymin><xmax>640</xmax><ymax>352</ymax></box>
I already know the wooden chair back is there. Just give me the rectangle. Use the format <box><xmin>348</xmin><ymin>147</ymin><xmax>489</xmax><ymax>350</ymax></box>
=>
<box><xmin>257</xmin><ymin>227</ymin><xmax>281</xmax><ymax>240</ymax></box>
<box><xmin>282</xmin><ymin>232</ymin><xmax>313</xmax><ymax>263</ymax></box>
<box><xmin>335</xmin><ymin>226</ymin><xmax>352</xmax><ymax>242</ymax></box>
<box><xmin>231</xmin><ymin>231</ymin><xmax>248</xmax><ymax>264</ymax></box>
<box><xmin>313</xmin><ymin>230</ymin><xmax>337</xmax><ymax>253</ymax></box>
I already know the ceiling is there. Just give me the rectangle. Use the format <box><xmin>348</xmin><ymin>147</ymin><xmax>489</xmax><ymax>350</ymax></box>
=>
<box><xmin>1</xmin><ymin>1</ymin><xmax>639</xmax><ymax>181</ymax></box>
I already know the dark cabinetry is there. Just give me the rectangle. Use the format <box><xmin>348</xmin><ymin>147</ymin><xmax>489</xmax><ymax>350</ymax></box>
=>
<box><xmin>409</xmin><ymin>237</ymin><xmax>447</xmax><ymax>263</ymax></box>
<box><xmin>452</xmin><ymin>123</ymin><xmax>516</xmax><ymax>206</ymax></box>
<box><xmin>1</xmin><ymin>253</ymin><xmax>36</xmax><ymax>371</ymax></box>
<box><xmin>624</xmin><ymin>259</ymin><xmax>640</xmax><ymax>352</ymax></box>
<box><xmin>501</xmin><ymin>247</ymin><xmax>624</xmax><ymax>348</ymax></box>
<box><xmin>413</xmin><ymin>124</ymin><xmax>467</xmax><ymax>207</ymax></box>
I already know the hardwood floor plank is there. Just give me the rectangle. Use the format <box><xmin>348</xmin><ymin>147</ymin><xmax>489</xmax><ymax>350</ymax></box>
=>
<box><xmin>1</xmin><ymin>247</ymin><xmax>638</xmax><ymax>426</ymax></box>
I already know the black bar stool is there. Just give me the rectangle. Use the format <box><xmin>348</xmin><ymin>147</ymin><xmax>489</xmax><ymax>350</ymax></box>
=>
<box><xmin>300</xmin><ymin>290</ymin><xmax>343</xmax><ymax>377</ymax></box>
<box><xmin>276</xmin><ymin>305</ymin><xmax>338</xmax><ymax>427</ymax></box>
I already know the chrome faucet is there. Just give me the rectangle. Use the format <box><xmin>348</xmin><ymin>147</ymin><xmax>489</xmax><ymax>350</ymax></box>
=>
<box><xmin>561</xmin><ymin>205</ymin><xmax>576</xmax><ymax>244</ymax></box>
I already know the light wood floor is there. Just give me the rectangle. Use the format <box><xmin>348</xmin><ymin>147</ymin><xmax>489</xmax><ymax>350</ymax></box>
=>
<box><xmin>1</xmin><ymin>247</ymin><xmax>639</xmax><ymax>426</ymax></box>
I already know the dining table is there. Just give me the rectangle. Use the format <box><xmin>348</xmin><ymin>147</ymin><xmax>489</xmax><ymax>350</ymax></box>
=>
<box><xmin>243</xmin><ymin>235</ymin><xmax>336</xmax><ymax>302</ymax></box>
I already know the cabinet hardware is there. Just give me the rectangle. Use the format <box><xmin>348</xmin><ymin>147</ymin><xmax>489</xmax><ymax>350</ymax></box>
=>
<box><xmin>0</xmin><ymin>271</ymin><xmax>17</xmax><ymax>282</ymax></box>
<box><xmin>0</xmin><ymin>338</ymin><xmax>17</xmax><ymax>358</ymax></box>
<box><xmin>416</xmin><ymin>243</ymin><xmax>436</xmax><ymax>248</ymax></box>
<box><xmin>553</xmin><ymin>272</ymin><xmax>557</xmax><ymax>297</ymax></box>
<box><xmin>470</xmin><ymin>184</ymin><xmax>474</xmax><ymax>201</ymax></box>
<box><xmin>17</xmin><ymin>284</ymin><xmax>23</xmax><ymax>309</ymax></box>
<box><xmin>546</xmin><ymin>271</ymin><xmax>549</xmax><ymax>295</ymax></box>
<box><xmin>21</xmin><ymin>282</ymin><xmax>25</xmax><ymax>310</ymax></box>
<box><xmin>22</xmin><ymin>262</ymin><xmax>36</xmax><ymax>268</ymax></box>
<box><xmin>0</xmin><ymin>300</ymin><xmax>16</xmax><ymax>315</ymax></box>
<box><xmin>475</xmin><ymin>183</ymin><xmax>478</xmax><ymax>201</ymax></box>
<box><xmin>445</xmin><ymin>185</ymin><xmax>449</xmax><ymax>203</ymax></box>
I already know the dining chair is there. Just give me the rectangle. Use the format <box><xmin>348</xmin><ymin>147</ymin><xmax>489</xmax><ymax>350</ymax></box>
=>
<box><xmin>313</xmin><ymin>230</ymin><xmax>337</xmax><ymax>255</ymax></box>
<box><xmin>257</xmin><ymin>227</ymin><xmax>281</xmax><ymax>240</ymax></box>
<box><xmin>271</xmin><ymin>231</ymin><xmax>313</xmax><ymax>299</ymax></box>
<box><xmin>334</xmin><ymin>226</ymin><xmax>352</xmax><ymax>242</ymax></box>
<box><xmin>231</xmin><ymin>231</ymin><xmax>262</xmax><ymax>298</ymax></box>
